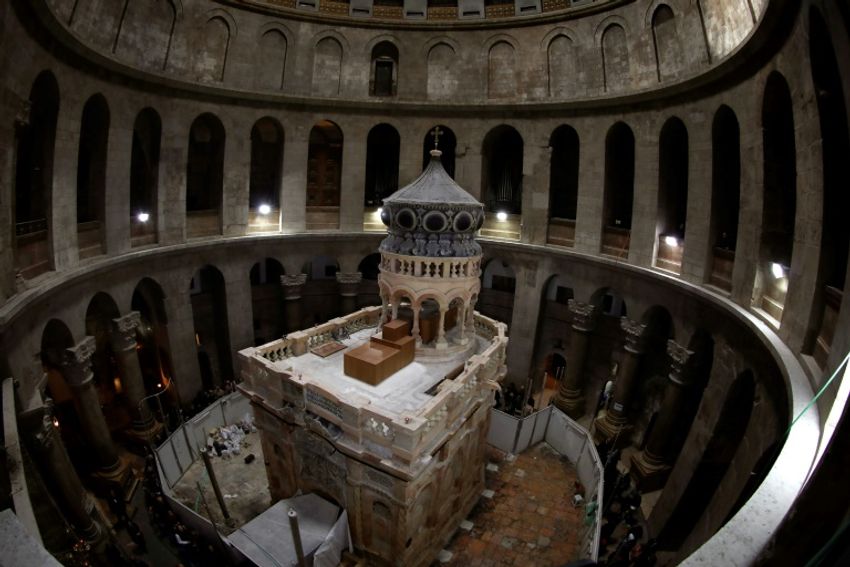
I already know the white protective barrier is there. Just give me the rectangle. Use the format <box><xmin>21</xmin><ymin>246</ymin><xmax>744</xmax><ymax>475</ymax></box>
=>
<box><xmin>488</xmin><ymin>406</ymin><xmax>603</xmax><ymax>561</ymax></box>
<box><xmin>156</xmin><ymin>391</ymin><xmax>252</xmax><ymax>490</ymax></box>
<box><xmin>153</xmin><ymin>391</ymin><xmax>352</xmax><ymax>565</ymax></box>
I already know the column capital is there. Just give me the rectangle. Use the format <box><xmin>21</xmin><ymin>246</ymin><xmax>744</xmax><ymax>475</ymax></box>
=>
<box><xmin>281</xmin><ymin>273</ymin><xmax>308</xmax><ymax>300</ymax></box>
<box><xmin>568</xmin><ymin>299</ymin><xmax>598</xmax><ymax>332</ymax></box>
<box><xmin>61</xmin><ymin>335</ymin><xmax>96</xmax><ymax>366</ymax></box>
<box><xmin>620</xmin><ymin>317</ymin><xmax>648</xmax><ymax>354</ymax></box>
<box><xmin>336</xmin><ymin>272</ymin><xmax>362</xmax><ymax>297</ymax></box>
<box><xmin>110</xmin><ymin>311</ymin><xmax>141</xmax><ymax>352</ymax></box>
<box><xmin>32</xmin><ymin>399</ymin><xmax>58</xmax><ymax>450</ymax></box>
<box><xmin>667</xmin><ymin>339</ymin><xmax>695</xmax><ymax>385</ymax></box>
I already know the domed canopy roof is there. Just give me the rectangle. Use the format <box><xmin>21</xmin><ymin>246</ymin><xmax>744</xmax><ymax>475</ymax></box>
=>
<box><xmin>379</xmin><ymin>150</ymin><xmax>484</xmax><ymax>258</ymax></box>
<box><xmin>383</xmin><ymin>150</ymin><xmax>481</xmax><ymax>207</ymax></box>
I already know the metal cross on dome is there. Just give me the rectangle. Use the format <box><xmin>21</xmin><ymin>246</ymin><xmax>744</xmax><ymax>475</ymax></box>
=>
<box><xmin>431</xmin><ymin>126</ymin><xmax>443</xmax><ymax>149</ymax></box>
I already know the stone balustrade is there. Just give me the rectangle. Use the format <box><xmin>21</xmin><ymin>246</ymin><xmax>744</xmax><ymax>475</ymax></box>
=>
<box><xmin>381</xmin><ymin>252</ymin><xmax>481</xmax><ymax>280</ymax></box>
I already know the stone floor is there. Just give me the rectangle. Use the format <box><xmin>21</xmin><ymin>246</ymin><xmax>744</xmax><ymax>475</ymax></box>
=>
<box><xmin>171</xmin><ymin>431</ymin><xmax>271</xmax><ymax>533</ymax></box>
<box><xmin>436</xmin><ymin>443</ymin><xmax>585</xmax><ymax>567</ymax></box>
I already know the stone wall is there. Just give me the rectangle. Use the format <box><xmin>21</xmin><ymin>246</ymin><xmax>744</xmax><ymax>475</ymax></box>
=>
<box><xmin>34</xmin><ymin>0</ymin><xmax>765</xmax><ymax>104</ymax></box>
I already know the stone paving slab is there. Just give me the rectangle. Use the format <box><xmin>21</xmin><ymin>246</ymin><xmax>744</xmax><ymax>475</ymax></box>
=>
<box><xmin>434</xmin><ymin>443</ymin><xmax>584</xmax><ymax>567</ymax></box>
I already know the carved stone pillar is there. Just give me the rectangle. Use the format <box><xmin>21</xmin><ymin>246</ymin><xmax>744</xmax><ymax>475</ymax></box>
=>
<box><xmin>61</xmin><ymin>337</ymin><xmax>124</xmax><ymax>477</ymax></box>
<box><xmin>436</xmin><ymin>306</ymin><xmax>448</xmax><ymax>349</ymax></box>
<box><xmin>594</xmin><ymin>318</ymin><xmax>648</xmax><ymax>445</ymax></box>
<box><xmin>336</xmin><ymin>272</ymin><xmax>362</xmax><ymax>316</ymax></box>
<box><xmin>466</xmin><ymin>294</ymin><xmax>478</xmax><ymax>333</ymax></box>
<box><xmin>109</xmin><ymin>311</ymin><xmax>157</xmax><ymax>436</ymax></box>
<box><xmin>25</xmin><ymin>401</ymin><xmax>102</xmax><ymax>543</ymax></box>
<box><xmin>411</xmin><ymin>302</ymin><xmax>421</xmax><ymax>345</ymax></box>
<box><xmin>281</xmin><ymin>274</ymin><xmax>308</xmax><ymax>333</ymax></box>
<box><xmin>553</xmin><ymin>300</ymin><xmax>598</xmax><ymax>419</ymax></box>
<box><xmin>631</xmin><ymin>340</ymin><xmax>696</xmax><ymax>491</ymax></box>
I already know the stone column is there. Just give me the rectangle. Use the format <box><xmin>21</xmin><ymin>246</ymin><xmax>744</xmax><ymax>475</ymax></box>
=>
<box><xmin>436</xmin><ymin>306</ymin><xmax>448</xmax><ymax>349</ymax></box>
<box><xmin>109</xmin><ymin>311</ymin><xmax>156</xmax><ymax>435</ymax></box>
<box><xmin>281</xmin><ymin>274</ymin><xmax>308</xmax><ymax>332</ymax></box>
<box><xmin>61</xmin><ymin>337</ymin><xmax>125</xmax><ymax>479</ymax></box>
<box><xmin>553</xmin><ymin>300</ymin><xmax>599</xmax><ymax>419</ymax></box>
<box><xmin>336</xmin><ymin>272</ymin><xmax>362</xmax><ymax>316</ymax></box>
<box><xmin>466</xmin><ymin>295</ymin><xmax>478</xmax><ymax>333</ymax></box>
<box><xmin>631</xmin><ymin>340</ymin><xmax>695</xmax><ymax>491</ymax></box>
<box><xmin>162</xmin><ymin>281</ymin><xmax>203</xmax><ymax>405</ymax></box>
<box><xmin>412</xmin><ymin>301</ymin><xmax>421</xmax><ymax>345</ymax></box>
<box><xmin>25</xmin><ymin>401</ymin><xmax>102</xmax><ymax>542</ymax></box>
<box><xmin>594</xmin><ymin>318</ymin><xmax>648</xmax><ymax>445</ymax></box>
<box><xmin>380</xmin><ymin>290</ymin><xmax>390</xmax><ymax>324</ymax></box>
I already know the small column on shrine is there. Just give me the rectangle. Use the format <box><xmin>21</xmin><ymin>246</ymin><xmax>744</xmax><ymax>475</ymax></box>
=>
<box><xmin>411</xmin><ymin>301</ymin><xmax>422</xmax><ymax>345</ymax></box>
<box><xmin>24</xmin><ymin>400</ymin><xmax>103</xmax><ymax>543</ymax></box>
<box><xmin>109</xmin><ymin>311</ymin><xmax>158</xmax><ymax>437</ymax></box>
<box><xmin>594</xmin><ymin>317</ymin><xmax>649</xmax><ymax>446</ymax></box>
<box><xmin>336</xmin><ymin>272</ymin><xmax>362</xmax><ymax>316</ymax></box>
<box><xmin>631</xmin><ymin>340</ymin><xmax>696</xmax><ymax>491</ymax></box>
<box><xmin>553</xmin><ymin>300</ymin><xmax>599</xmax><ymax>419</ymax></box>
<box><xmin>436</xmin><ymin>304</ymin><xmax>448</xmax><ymax>349</ymax></box>
<box><xmin>281</xmin><ymin>274</ymin><xmax>308</xmax><ymax>333</ymax></box>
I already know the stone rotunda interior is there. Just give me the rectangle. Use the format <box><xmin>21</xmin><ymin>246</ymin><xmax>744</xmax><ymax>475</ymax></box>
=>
<box><xmin>1</xmin><ymin>0</ymin><xmax>850</xmax><ymax>565</ymax></box>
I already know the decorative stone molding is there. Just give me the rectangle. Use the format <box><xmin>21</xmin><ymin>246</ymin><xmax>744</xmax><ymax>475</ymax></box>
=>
<box><xmin>33</xmin><ymin>399</ymin><xmax>58</xmax><ymax>450</ymax></box>
<box><xmin>14</xmin><ymin>98</ymin><xmax>31</xmax><ymax>128</ymax></box>
<box><xmin>336</xmin><ymin>272</ymin><xmax>363</xmax><ymax>296</ymax></box>
<box><xmin>620</xmin><ymin>317</ymin><xmax>648</xmax><ymax>354</ymax></box>
<box><xmin>59</xmin><ymin>337</ymin><xmax>97</xmax><ymax>387</ymax></box>
<box><xmin>666</xmin><ymin>339</ymin><xmax>695</xmax><ymax>385</ymax></box>
<box><xmin>281</xmin><ymin>273</ymin><xmax>308</xmax><ymax>300</ymax></box>
<box><xmin>568</xmin><ymin>299</ymin><xmax>598</xmax><ymax>332</ymax></box>
<box><xmin>110</xmin><ymin>311</ymin><xmax>141</xmax><ymax>352</ymax></box>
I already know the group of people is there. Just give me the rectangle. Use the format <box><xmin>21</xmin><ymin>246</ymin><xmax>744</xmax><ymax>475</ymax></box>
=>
<box><xmin>185</xmin><ymin>380</ymin><xmax>239</xmax><ymax>419</ymax></box>
<box><xmin>494</xmin><ymin>382</ymin><xmax>535</xmax><ymax>416</ymax></box>
<box><xmin>594</xmin><ymin>441</ymin><xmax>657</xmax><ymax>567</ymax></box>
<box><xmin>141</xmin><ymin>453</ymin><xmax>220</xmax><ymax>567</ymax></box>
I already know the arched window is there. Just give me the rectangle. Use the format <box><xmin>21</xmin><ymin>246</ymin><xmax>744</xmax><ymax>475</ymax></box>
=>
<box><xmin>426</xmin><ymin>43</ymin><xmax>456</xmax><ymax>99</ymax></box>
<box><xmin>77</xmin><ymin>94</ymin><xmax>110</xmax><ymax>257</ymax></box>
<box><xmin>601</xmin><ymin>122</ymin><xmax>635</xmax><ymax>257</ymax></box>
<box><xmin>15</xmin><ymin>71</ymin><xmax>59</xmax><ymax>277</ymax></box>
<box><xmin>370</xmin><ymin>42</ymin><xmax>398</xmax><ymax>97</ymax></box>
<box><xmin>488</xmin><ymin>41</ymin><xmax>516</xmax><ymax>99</ymax></box>
<box><xmin>364</xmin><ymin>124</ymin><xmax>400</xmax><ymax>206</ymax></box>
<box><xmin>652</xmin><ymin>5</ymin><xmax>683</xmax><ymax>81</ymax></box>
<box><xmin>547</xmin><ymin>125</ymin><xmax>580</xmax><ymax>247</ymax></box>
<box><xmin>130</xmin><ymin>108</ymin><xmax>161</xmax><ymax>245</ymax></box>
<box><xmin>757</xmin><ymin>72</ymin><xmax>796</xmax><ymax>323</ymax></box>
<box><xmin>482</xmin><ymin>125</ymin><xmax>523</xmax><ymax>214</ymax></box>
<box><xmin>249</xmin><ymin>258</ymin><xmax>285</xmax><ymax>344</ymax></box>
<box><xmin>186</xmin><ymin>114</ymin><xmax>225</xmax><ymax>236</ymax></box>
<box><xmin>190</xmin><ymin>266</ymin><xmax>233</xmax><ymax>388</ymax></box>
<box><xmin>655</xmin><ymin>117</ymin><xmax>689</xmax><ymax>273</ymax></box>
<box><xmin>602</xmin><ymin>24</ymin><xmax>630</xmax><ymax>92</ymax></box>
<box><xmin>708</xmin><ymin>105</ymin><xmax>740</xmax><ymax>291</ymax></box>
<box><xmin>249</xmin><ymin>117</ymin><xmax>284</xmax><ymax>232</ymax></box>
<box><xmin>313</xmin><ymin>37</ymin><xmax>343</xmax><ymax>96</ymax></box>
<box><xmin>306</xmin><ymin>121</ymin><xmax>343</xmax><ymax>230</ymax></box>
<box><xmin>548</xmin><ymin>35</ymin><xmax>576</xmax><ymax>98</ymax></box>
<box><xmin>257</xmin><ymin>29</ymin><xmax>287</xmax><ymax>90</ymax></box>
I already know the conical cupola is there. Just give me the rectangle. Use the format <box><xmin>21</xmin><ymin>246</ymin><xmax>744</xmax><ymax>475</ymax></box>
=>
<box><xmin>379</xmin><ymin>149</ymin><xmax>485</xmax><ymax>258</ymax></box>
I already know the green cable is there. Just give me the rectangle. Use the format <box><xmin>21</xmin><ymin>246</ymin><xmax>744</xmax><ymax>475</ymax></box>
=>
<box><xmin>786</xmin><ymin>351</ymin><xmax>850</xmax><ymax>435</ymax></box>
<box><xmin>804</xmin><ymin>513</ymin><xmax>850</xmax><ymax>567</ymax></box>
